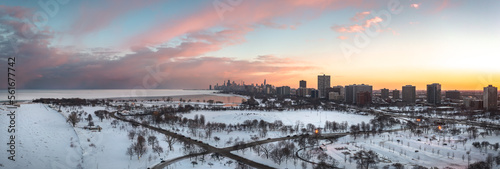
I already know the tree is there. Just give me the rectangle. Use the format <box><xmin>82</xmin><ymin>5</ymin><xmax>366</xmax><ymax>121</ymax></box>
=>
<box><xmin>259</xmin><ymin>144</ymin><xmax>274</xmax><ymax>159</ymax></box>
<box><xmin>128</xmin><ymin>130</ymin><xmax>136</xmax><ymax>141</ymax></box>
<box><xmin>152</xmin><ymin>145</ymin><xmax>163</xmax><ymax>156</ymax></box>
<box><xmin>191</xmin><ymin>161</ymin><xmax>198</xmax><ymax>167</ymax></box>
<box><xmin>147</xmin><ymin>136</ymin><xmax>158</xmax><ymax>149</ymax></box>
<box><xmin>94</xmin><ymin>110</ymin><xmax>106</xmax><ymax>122</ymax></box>
<box><xmin>164</xmin><ymin>135</ymin><xmax>178</xmax><ymax>151</ymax></box>
<box><xmin>67</xmin><ymin>112</ymin><xmax>80</xmax><ymax>127</ymax></box>
<box><xmin>126</xmin><ymin>144</ymin><xmax>134</xmax><ymax>160</ymax></box>
<box><xmin>486</xmin><ymin>154</ymin><xmax>495</xmax><ymax>169</ymax></box>
<box><xmin>314</xmin><ymin>161</ymin><xmax>332</xmax><ymax>169</ymax></box>
<box><xmin>134</xmin><ymin>135</ymin><xmax>147</xmax><ymax>159</ymax></box>
<box><xmin>392</xmin><ymin>163</ymin><xmax>404</xmax><ymax>169</ymax></box>
<box><xmin>353</xmin><ymin>150</ymin><xmax>379</xmax><ymax>169</ymax></box>
<box><xmin>87</xmin><ymin>114</ymin><xmax>93</xmax><ymax>122</ymax></box>
<box><xmin>468</xmin><ymin>161</ymin><xmax>490</xmax><ymax>169</ymax></box>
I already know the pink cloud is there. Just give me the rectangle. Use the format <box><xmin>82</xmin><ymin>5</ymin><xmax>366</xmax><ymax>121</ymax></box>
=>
<box><xmin>410</xmin><ymin>3</ymin><xmax>421</xmax><ymax>9</ymax></box>
<box><xmin>0</xmin><ymin>5</ymin><xmax>33</xmax><ymax>18</ymax></box>
<box><xmin>332</xmin><ymin>24</ymin><xmax>364</xmax><ymax>33</ymax></box>
<box><xmin>363</xmin><ymin>17</ymin><xmax>383</xmax><ymax>27</ymax></box>
<box><xmin>1</xmin><ymin>1</ymin><xmax>383</xmax><ymax>89</ymax></box>
<box><xmin>337</xmin><ymin>36</ymin><xmax>348</xmax><ymax>40</ymax></box>
<box><xmin>332</xmin><ymin>16</ymin><xmax>383</xmax><ymax>33</ymax></box>
<box><xmin>125</xmin><ymin>0</ymin><xmax>380</xmax><ymax>48</ymax></box>
<box><xmin>351</xmin><ymin>11</ymin><xmax>370</xmax><ymax>21</ymax></box>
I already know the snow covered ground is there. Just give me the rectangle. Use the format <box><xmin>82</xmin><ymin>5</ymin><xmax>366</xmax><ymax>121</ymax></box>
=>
<box><xmin>3</xmin><ymin>102</ymin><xmax>500</xmax><ymax>169</ymax></box>
<box><xmin>183</xmin><ymin>109</ymin><xmax>375</xmax><ymax>127</ymax></box>
<box><xmin>0</xmin><ymin>103</ymin><xmax>82</xmax><ymax>169</ymax></box>
<box><xmin>323</xmin><ymin>127</ymin><xmax>500</xmax><ymax>168</ymax></box>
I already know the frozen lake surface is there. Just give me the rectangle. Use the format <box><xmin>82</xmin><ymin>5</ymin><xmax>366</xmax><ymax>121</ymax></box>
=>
<box><xmin>0</xmin><ymin>89</ymin><xmax>217</xmax><ymax>101</ymax></box>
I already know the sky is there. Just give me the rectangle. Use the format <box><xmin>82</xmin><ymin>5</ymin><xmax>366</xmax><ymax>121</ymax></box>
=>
<box><xmin>0</xmin><ymin>0</ymin><xmax>499</xmax><ymax>90</ymax></box>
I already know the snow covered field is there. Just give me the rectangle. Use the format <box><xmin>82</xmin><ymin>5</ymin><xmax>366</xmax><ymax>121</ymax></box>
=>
<box><xmin>183</xmin><ymin>110</ymin><xmax>375</xmax><ymax>127</ymax></box>
<box><xmin>3</xmin><ymin>102</ymin><xmax>500</xmax><ymax>169</ymax></box>
<box><xmin>0</xmin><ymin>103</ymin><xmax>82</xmax><ymax>169</ymax></box>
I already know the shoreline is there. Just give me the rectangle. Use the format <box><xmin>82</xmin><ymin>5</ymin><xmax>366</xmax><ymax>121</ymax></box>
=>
<box><xmin>1</xmin><ymin>93</ymin><xmax>247</xmax><ymax>105</ymax></box>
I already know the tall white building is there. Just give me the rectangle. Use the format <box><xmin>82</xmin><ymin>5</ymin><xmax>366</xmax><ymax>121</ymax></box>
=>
<box><xmin>483</xmin><ymin>85</ymin><xmax>498</xmax><ymax>111</ymax></box>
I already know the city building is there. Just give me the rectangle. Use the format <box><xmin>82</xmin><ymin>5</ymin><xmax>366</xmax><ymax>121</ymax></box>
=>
<box><xmin>297</xmin><ymin>88</ymin><xmax>314</xmax><ymax>97</ymax></box>
<box><xmin>402</xmin><ymin>85</ymin><xmax>416</xmax><ymax>104</ymax></box>
<box><xmin>483</xmin><ymin>85</ymin><xmax>498</xmax><ymax>111</ymax></box>
<box><xmin>393</xmin><ymin>89</ymin><xmax>400</xmax><ymax>99</ymax></box>
<box><xmin>317</xmin><ymin>74</ymin><xmax>331</xmax><ymax>98</ymax></box>
<box><xmin>311</xmin><ymin>90</ymin><xmax>320</xmax><ymax>98</ymax></box>
<box><xmin>328</xmin><ymin>85</ymin><xmax>345</xmax><ymax>101</ymax></box>
<box><xmin>357</xmin><ymin>91</ymin><xmax>372</xmax><ymax>106</ymax></box>
<box><xmin>465</xmin><ymin>97</ymin><xmax>483</xmax><ymax>110</ymax></box>
<box><xmin>345</xmin><ymin>84</ymin><xmax>372</xmax><ymax>104</ymax></box>
<box><xmin>381</xmin><ymin>88</ymin><xmax>389</xmax><ymax>99</ymax></box>
<box><xmin>445</xmin><ymin>90</ymin><xmax>461</xmax><ymax>100</ymax></box>
<box><xmin>427</xmin><ymin>83</ymin><xmax>441</xmax><ymax>105</ymax></box>
<box><xmin>276</xmin><ymin>86</ymin><xmax>291</xmax><ymax>96</ymax></box>
<box><xmin>299</xmin><ymin>80</ymin><xmax>307</xmax><ymax>88</ymax></box>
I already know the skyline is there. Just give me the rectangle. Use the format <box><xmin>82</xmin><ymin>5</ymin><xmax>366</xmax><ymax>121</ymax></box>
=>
<box><xmin>0</xmin><ymin>0</ymin><xmax>499</xmax><ymax>90</ymax></box>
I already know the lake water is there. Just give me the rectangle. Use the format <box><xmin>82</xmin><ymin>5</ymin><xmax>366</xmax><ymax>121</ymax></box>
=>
<box><xmin>0</xmin><ymin>89</ymin><xmax>223</xmax><ymax>101</ymax></box>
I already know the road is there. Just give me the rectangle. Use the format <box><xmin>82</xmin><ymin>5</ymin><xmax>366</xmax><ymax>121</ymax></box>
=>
<box><xmin>111</xmin><ymin>113</ymin><xmax>276</xmax><ymax>169</ymax></box>
<box><xmin>112</xmin><ymin>111</ymin><xmax>412</xmax><ymax>169</ymax></box>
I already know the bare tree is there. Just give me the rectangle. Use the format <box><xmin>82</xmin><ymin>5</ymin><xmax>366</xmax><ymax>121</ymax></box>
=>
<box><xmin>128</xmin><ymin>130</ymin><xmax>136</xmax><ymax>141</ymax></box>
<box><xmin>152</xmin><ymin>145</ymin><xmax>163</xmax><ymax>156</ymax></box>
<box><xmin>260</xmin><ymin>144</ymin><xmax>274</xmax><ymax>159</ymax></box>
<box><xmin>164</xmin><ymin>135</ymin><xmax>178</xmax><ymax>151</ymax></box>
<box><xmin>87</xmin><ymin>114</ymin><xmax>93</xmax><ymax>122</ymax></box>
<box><xmin>147</xmin><ymin>136</ymin><xmax>158</xmax><ymax>149</ymax></box>
<box><xmin>67</xmin><ymin>112</ymin><xmax>80</xmax><ymax>127</ymax></box>
<box><xmin>134</xmin><ymin>135</ymin><xmax>147</xmax><ymax>159</ymax></box>
<box><xmin>126</xmin><ymin>144</ymin><xmax>134</xmax><ymax>160</ymax></box>
<box><xmin>353</xmin><ymin>150</ymin><xmax>379</xmax><ymax>169</ymax></box>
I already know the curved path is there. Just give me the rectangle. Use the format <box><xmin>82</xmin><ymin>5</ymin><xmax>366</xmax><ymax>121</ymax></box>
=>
<box><xmin>110</xmin><ymin>113</ymin><xmax>276</xmax><ymax>169</ymax></box>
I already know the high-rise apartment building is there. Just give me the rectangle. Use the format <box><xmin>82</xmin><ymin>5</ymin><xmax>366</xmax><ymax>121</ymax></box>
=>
<box><xmin>393</xmin><ymin>89</ymin><xmax>400</xmax><ymax>99</ymax></box>
<box><xmin>276</xmin><ymin>86</ymin><xmax>291</xmax><ymax>96</ymax></box>
<box><xmin>483</xmin><ymin>85</ymin><xmax>498</xmax><ymax>111</ymax></box>
<box><xmin>345</xmin><ymin>84</ymin><xmax>372</xmax><ymax>104</ymax></box>
<box><xmin>402</xmin><ymin>85</ymin><xmax>416</xmax><ymax>104</ymax></box>
<box><xmin>317</xmin><ymin>74</ymin><xmax>331</xmax><ymax>98</ymax></box>
<box><xmin>299</xmin><ymin>80</ymin><xmax>307</xmax><ymax>88</ymax></box>
<box><xmin>381</xmin><ymin>88</ymin><xmax>389</xmax><ymax>99</ymax></box>
<box><xmin>427</xmin><ymin>83</ymin><xmax>441</xmax><ymax>105</ymax></box>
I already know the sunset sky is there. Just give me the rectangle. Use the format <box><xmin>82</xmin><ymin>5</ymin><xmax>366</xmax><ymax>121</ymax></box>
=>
<box><xmin>0</xmin><ymin>0</ymin><xmax>499</xmax><ymax>90</ymax></box>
